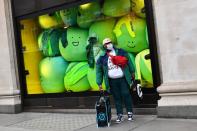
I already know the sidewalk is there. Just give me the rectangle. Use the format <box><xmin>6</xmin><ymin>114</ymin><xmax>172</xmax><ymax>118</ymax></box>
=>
<box><xmin>0</xmin><ymin>112</ymin><xmax>197</xmax><ymax>131</ymax></box>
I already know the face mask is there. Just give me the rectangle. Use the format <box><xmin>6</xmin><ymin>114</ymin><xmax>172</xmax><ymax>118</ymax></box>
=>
<box><xmin>106</xmin><ymin>43</ymin><xmax>113</xmax><ymax>50</ymax></box>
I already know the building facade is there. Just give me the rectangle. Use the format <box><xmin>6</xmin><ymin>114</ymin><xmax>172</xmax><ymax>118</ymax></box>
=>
<box><xmin>0</xmin><ymin>0</ymin><xmax>197</xmax><ymax>118</ymax></box>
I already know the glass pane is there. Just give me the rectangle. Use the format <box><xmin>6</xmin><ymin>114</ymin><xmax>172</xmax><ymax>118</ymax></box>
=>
<box><xmin>19</xmin><ymin>0</ymin><xmax>153</xmax><ymax>95</ymax></box>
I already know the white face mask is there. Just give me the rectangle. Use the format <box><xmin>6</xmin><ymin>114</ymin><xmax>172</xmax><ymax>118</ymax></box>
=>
<box><xmin>106</xmin><ymin>43</ymin><xmax>113</xmax><ymax>50</ymax></box>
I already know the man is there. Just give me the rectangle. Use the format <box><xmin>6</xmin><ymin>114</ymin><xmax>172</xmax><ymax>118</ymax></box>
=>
<box><xmin>96</xmin><ymin>38</ymin><xmax>135</xmax><ymax>123</ymax></box>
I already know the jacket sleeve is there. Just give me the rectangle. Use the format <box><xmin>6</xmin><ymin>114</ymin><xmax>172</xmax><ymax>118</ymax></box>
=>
<box><xmin>96</xmin><ymin>57</ymin><xmax>103</xmax><ymax>86</ymax></box>
<box><xmin>125</xmin><ymin>52</ymin><xmax>135</xmax><ymax>74</ymax></box>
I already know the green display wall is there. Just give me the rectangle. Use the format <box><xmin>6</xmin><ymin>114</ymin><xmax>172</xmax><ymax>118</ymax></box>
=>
<box><xmin>21</xmin><ymin>0</ymin><xmax>154</xmax><ymax>94</ymax></box>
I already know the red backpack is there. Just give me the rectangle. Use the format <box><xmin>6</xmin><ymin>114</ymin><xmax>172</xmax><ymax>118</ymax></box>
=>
<box><xmin>107</xmin><ymin>53</ymin><xmax>128</xmax><ymax>68</ymax></box>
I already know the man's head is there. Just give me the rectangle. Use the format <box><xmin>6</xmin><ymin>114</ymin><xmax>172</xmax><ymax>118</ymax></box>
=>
<box><xmin>103</xmin><ymin>38</ymin><xmax>113</xmax><ymax>50</ymax></box>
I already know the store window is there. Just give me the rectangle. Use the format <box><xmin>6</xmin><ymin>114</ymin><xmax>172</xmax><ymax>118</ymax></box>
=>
<box><xmin>19</xmin><ymin>0</ymin><xmax>154</xmax><ymax>95</ymax></box>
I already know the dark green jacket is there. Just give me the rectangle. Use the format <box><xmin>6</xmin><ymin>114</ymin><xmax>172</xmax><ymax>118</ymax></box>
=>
<box><xmin>96</xmin><ymin>48</ymin><xmax>135</xmax><ymax>92</ymax></box>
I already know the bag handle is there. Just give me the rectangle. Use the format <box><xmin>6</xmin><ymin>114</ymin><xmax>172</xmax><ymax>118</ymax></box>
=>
<box><xmin>98</xmin><ymin>90</ymin><xmax>106</xmax><ymax>103</ymax></box>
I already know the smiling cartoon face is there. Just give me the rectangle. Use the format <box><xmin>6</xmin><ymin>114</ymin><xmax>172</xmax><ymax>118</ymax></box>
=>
<box><xmin>114</xmin><ymin>14</ymin><xmax>148</xmax><ymax>53</ymax></box>
<box><xmin>59</xmin><ymin>27</ymin><xmax>88</xmax><ymax>61</ymax></box>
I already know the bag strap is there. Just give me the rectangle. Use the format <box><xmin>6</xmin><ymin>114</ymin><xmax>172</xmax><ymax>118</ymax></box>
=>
<box><xmin>99</xmin><ymin>90</ymin><xmax>105</xmax><ymax>97</ymax></box>
<box><xmin>107</xmin><ymin>52</ymin><xmax>113</xmax><ymax>58</ymax></box>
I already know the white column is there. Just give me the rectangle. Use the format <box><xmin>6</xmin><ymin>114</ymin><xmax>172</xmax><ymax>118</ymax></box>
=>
<box><xmin>0</xmin><ymin>0</ymin><xmax>21</xmax><ymax>113</ymax></box>
<box><xmin>153</xmin><ymin>0</ymin><xmax>197</xmax><ymax>118</ymax></box>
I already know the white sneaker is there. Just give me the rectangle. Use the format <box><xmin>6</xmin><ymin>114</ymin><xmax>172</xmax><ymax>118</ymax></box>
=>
<box><xmin>128</xmin><ymin>112</ymin><xmax>134</xmax><ymax>121</ymax></box>
<box><xmin>116</xmin><ymin>114</ymin><xmax>124</xmax><ymax>123</ymax></box>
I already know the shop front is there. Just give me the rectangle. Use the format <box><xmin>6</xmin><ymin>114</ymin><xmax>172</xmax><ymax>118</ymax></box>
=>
<box><xmin>0</xmin><ymin>0</ymin><xmax>161</xmax><ymax>113</ymax></box>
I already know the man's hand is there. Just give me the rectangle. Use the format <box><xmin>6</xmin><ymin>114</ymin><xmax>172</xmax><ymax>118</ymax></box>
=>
<box><xmin>131</xmin><ymin>73</ymin><xmax>135</xmax><ymax>80</ymax></box>
<box><xmin>99</xmin><ymin>85</ymin><xmax>103</xmax><ymax>92</ymax></box>
<box><xmin>133</xmin><ymin>87</ymin><xmax>136</xmax><ymax>91</ymax></box>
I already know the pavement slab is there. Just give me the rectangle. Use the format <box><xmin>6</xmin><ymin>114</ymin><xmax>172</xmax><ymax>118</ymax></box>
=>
<box><xmin>132</xmin><ymin>118</ymin><xmax>197</xmax><ymax>131</ymax></box>
<box><xmin>9</xmin><ymin>114</ymin><xmax>96</xmax><ymax>131</ymax></box>
<box><xmin>0</xmin><ymin>113</ymin><xmax>49</xmax><ymax>126</ymax></box>
<box><xmin>0</xmin><ymin>112</ymin><xmax>197</xmax><ymax>131</ymax></box>
<box><xmin>78</xmin><ymin>115</ymin><xmax>156</xmax><ymax>131</ymax></box>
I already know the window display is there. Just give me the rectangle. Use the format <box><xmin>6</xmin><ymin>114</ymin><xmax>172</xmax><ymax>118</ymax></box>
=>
<box><xmin>19</xmin><ymin>0</ymin><xmax>153</xmax><ymax>95</ymax></box>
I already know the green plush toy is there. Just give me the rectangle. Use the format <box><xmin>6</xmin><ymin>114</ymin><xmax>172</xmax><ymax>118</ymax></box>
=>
<box><xmin>86</xmin><ymin>36</ymin><xmax>104</xmax><ymax>68</ymax></box>
<box><xmin>92</xmin><ymin>44</ymin><xmax>104</xmax><ymax>63</ymax></box>
<box><xmin>146</xmin><ymin>26</ymin><xmax>149</xmax><ymax>45</ymax></box>
<box><xmin>131</xmin><ymin>0</ymin><xmax>146</xmax><ymax>18</ymax></box>
<box><xmin>135</xmin><ymin>49</ymin><xmax>153</xmax><ymax>88</ymax></box>
<box><xmin>113</xmin><ymin>14</ymin><xmax>148</xmax><ymax>53</ymax></box>
<box><xmin>39</xmin><ymin>56</ymin><xmax>69</xmax><ymax>93</ymax></box>
<box><xmin>38</xmin><ymin>29</ymin><xmax>62</xmax><ymax>57</ymax></box>
<box><xmin>38</xmin><ymin>13</ymin><xmax>63</xmax><ymax>29</ymax></box>
<box><xmin>55</xmin><ymin>11</ymin><xmax>64</xmax><ymax>24</ymax></box>
<box><xmin>89</xmin><ymin>18</ymin><xmax>117</xmax><ymax>45</ymax></box>
<box><xmin>64</xmin><ymin>62</ymin><xmax>90</xmax><ymax>92</ymax></box>
<box><xmin>87</xmin><ymin>67</ymin><xmax>106</xmax><ymax>91</ymax></box>
<box><xmin>103</xmin><ymin>0</ymin><xmax>131</xmax><ymax>17</ymax></box>
<box><xmin>59</xmin><ymin>27</ymin><xmax>88</xmax><ymax>61</ymax></box>
<box><xmin>77</xmin><ymin>1</ymin><xmax>101</xmax><ymax>28</ymax></box>
<box><xmin>59</xmin><ymin>7</ymin><xmax>78</xmax><ymax>26</ymax></box>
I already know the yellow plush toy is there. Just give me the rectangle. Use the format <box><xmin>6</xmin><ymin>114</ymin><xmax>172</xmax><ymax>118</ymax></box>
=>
<box><xmin>20</xmin><ymin>19</ymin><xmax>44</xmax><ymax>94</ymax></box>
<box><xmin>131</xmin><ymin>0</ymin><xmax>146</xmax><ymax>18</ymax></box>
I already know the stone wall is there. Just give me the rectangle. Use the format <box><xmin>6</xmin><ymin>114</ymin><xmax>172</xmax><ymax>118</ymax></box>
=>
<box><xmin>0</xmin><ymin>0</ymin><xmax>21</xmax><ymax>113</ymax></box>
<box><xmin>153</xmin><ymin>0</ymin><xmax>197</xmax><ymax>118</ymax></box>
